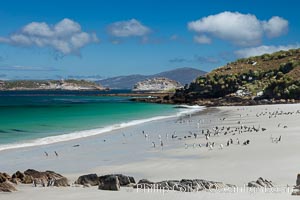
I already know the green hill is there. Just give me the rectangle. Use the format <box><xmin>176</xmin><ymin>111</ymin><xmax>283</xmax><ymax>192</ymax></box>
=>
<box><xmin>172</xmin><ymin>48</ymin><xmax>300</xmax><ymax>104</ymax></box>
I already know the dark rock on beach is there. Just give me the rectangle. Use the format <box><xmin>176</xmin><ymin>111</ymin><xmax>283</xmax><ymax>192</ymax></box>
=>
<box><xmin>75</xmin><ymin>173</ymin><xmax>135</xmax><ymax>189</ymax></box>
<box><xmin>248</xmin><ymin>177</ymin><xmax>274</xmax><ymax>188</ymax></box>
<box><xmin>12</xmin><ymin>171</ymin><xmax>33</xmax><ymax>184</ymax></box>
<box><xmin>98</xmin><ymin>175</ymin><xmax>120</xmax><ymax>191</ymax></box>
<box><xmin>97</xmin><ymin>174</ymin><xmax>135</xmax><ymax>190</ymax></box>
<box><xmin>12</xmin><ymin>169</ymin><xmax>68</xmax><ymax>187</ymax></box>
<box><xmin>110</xmin><ymin>174</ymin><xmax>135</xmax><ymax>186</ymax></box>
<box><xmin>0</xmin><ymin>181</ymin><xmax>17</xmax><ymax>192</ymax></box>
<box><xmin>23</xmin><ymin>169</ymin><xmax>65</xmax><ymax>184</ymax></box>
<box><xmin>53</xmin><ymin>177</ymin><xmax>69</xmax><ymax>187</ymax></box>
<box><xmin>0</xmin><ymin>172</ymin><xmax>17</xmax><ymax>192</ymax></box>
<box><xmin>135</xmin><ymin>179</ymin><xmax>155</xmax><ymax>189</ymax></box>
<box><xmin>75</xmin><ymin>174</ymin><xmax>99</xmax><ymax>186</ymax></box>
<box><xmin>134</xmin><ymin>178</ymin><xmax>235</xmax><ymax>192</ymax></box>
<box><xmin>0</xmin><ymin>173</ymin><xmax>10</xmax><ymax>183</ymax></box>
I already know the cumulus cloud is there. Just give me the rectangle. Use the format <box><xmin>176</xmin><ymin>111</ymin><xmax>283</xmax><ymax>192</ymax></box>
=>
<box><xmin>235</xmin><ymin>44</ymin><xmax>300</xmax><ymax>58</ymax></box>
<box><xmin>0</xmin><ymin>18</ymin><xmax>99</xmax><ymax>55</ymax></box>
<box><xmin>193</xmin><ymin>35</ymin><xmax>211</xmax><ymax>44</ymax></box>
<box><xmin>262</xmin><ymin>16</ymin><xmax>289</xmax><ymax>38</ymax></box>
<box><xmin>107</xmin><ymin>19</ymin><xmax>150</xmax><ymax>37</ymax></box>
<box><xmin>188</xmin><ymin>12</ymin><xmax>288</xmax><ymax>46</ymax></box>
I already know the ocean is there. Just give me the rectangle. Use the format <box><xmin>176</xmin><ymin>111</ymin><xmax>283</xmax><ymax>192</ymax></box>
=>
<box><xmin>0</xmin><ymin>90</ymin><xmax>200</xmax><ymax>151</ymax></box>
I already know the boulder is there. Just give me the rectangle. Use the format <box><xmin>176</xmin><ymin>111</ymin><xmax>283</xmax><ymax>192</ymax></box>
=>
<box><xmin>134</xmin><ymin>179</ymin><xmax>154</xmax><ymax>189</ymax></box>
<box><xmin>114</xmin><ymin>174</ymin><xmax>135</xmax><ymax>186</ymax></box>
<box><xmin>248</xmin><ymin>177</ymin><xmax>273</xmax><ymax>188</ymax></box>
<box><xmin>99</xmin><ymin>174</ymin><xmax>135</xmax><ymax>187</ymax></box>
<box><xmin>0</xmin><ymin>181</ymin><xmax>17</xmax><ymax>192</ymax></box>
<box><xmin>98</xmin><ymin>175</ymin><xmax>120</xmax><ymax>191</ymax></box>
<box><xmin>21</xmin><ymin>169</ymin><xmax>67</xmax><ymax>186</ymax></box>
<box><xmin>134</xmin><ymin>178</ymin><xmax>235</xmax><ymax>192</ymax></box>
<box><xmin>45</xmin><ymin>170</ymin><xmax>64</xmax><ymax>179</ymax></box>
<box><xmin>12</xmin><ymin>171</ymin><xmax>34</xmax><ymax>184</ymax></box>
<box><xmin>75</xmin><ymin>174</ymin><xmax>99</xmax><ymax>186</ymax></box>
<box><xmin>12</xmin><ymin>171</ymin><xmax>25</xmax><ymax>181</ymax></box>
<box><xmin>248</xmin><ymin>181</ymin><xmax>261</xmax><ymax>188</ymax></box>
<box><xmin>53</xmin><ymin>177</ymin><xmax>69</xmax><ymax>187</ymax></box>
<box><xmin>0</xmin><ymin>173</ymin><xmax>7</xmax><ymax>183</ymax></box>
<box><xmin>1</xmin><ymin>173</ymin><xmax>11</xmax><ymax>180</ymax></box>
<box><xmin>24</xmin><ymin>169</ymin><xmax>63</xmax><ymax>180</ymax></box>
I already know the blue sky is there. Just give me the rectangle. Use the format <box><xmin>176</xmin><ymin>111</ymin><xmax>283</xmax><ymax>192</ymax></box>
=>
<box><xmin>0</xmin><ymin>0</ymin><xmax>299</xmax><ymax>79</ymax></box>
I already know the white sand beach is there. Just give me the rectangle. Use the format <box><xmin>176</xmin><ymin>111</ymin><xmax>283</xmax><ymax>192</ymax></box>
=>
<box><xmin>1</xmin><ymin>103</ymin><xmax>300</xmax><ymax>199</ymax></box>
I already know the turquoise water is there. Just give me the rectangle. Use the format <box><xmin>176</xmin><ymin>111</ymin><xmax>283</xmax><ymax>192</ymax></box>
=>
<box><xmin>0</xmin><ymin>94</ymin><xmax>176</xmax><ymax>146</ymax></box>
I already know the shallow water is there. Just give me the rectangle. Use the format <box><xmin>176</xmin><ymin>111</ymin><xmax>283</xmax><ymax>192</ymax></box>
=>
<box><xmin>0</xmin><ymin>91</ymin><xmax>176</xmax><ymax>146</ymax></box>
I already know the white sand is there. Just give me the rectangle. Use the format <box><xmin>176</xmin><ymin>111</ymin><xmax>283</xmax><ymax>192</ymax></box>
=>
<box><xmin>1</xmin><ymin>103</ymin><xmax>300</xmax><ymax>199</ymax></box>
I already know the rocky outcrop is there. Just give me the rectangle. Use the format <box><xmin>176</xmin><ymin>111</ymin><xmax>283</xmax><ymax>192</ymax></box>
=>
<box><xmin>75</xmin><ymin>173</ymin><xmax>135</xmax><ymax>188</ymax></box>
<box><xmin>12</xmin><ymin>171</ymin><xmax>33</xmax><ymax>184</ymax></box>
<box><xmin>98</xmin><ymin>175</ymin><xmax>120</xmax><ymax>191</ymax></box>
<box><xmin>0</xmin><ymin>173</ymin><xmax>10</xmax><ymax>182</ymax></box>
<box><xmin>134</xmin><ymin>179</ymin><xmax>235</xmax><ymax>192</ymax></box>
<box><xmin>10</xmin><ymin>169</ymin><xmax>68</xmax><ymax>187</ymax></box>
<box><xmin>53</xmin><ymin>177</ymin><xmax>69</xmax><ymax>187</ymax></box>
<box><xmin>133</xmin><ymin>77</ymin><xmax>182</xmax><ymax>92</ymax></box>
<box><xmin>75</xmin><ymin>174</ymin><xmax>99</xmax><ymax>186</ymax></box>
<box><xmin>0</xmin><ymin>181</ymin><xmax>17</xmax><ymax>192</ymax></box>
<box><xmin>0</xmin><ymin>173</ymin><xmax>17</xmax><ymax>192</ymax></box>
<box><xmin>24</xmin><ymin>169</ymin><xmax>64</xmax><ymax>183</ymax></box>
<box><xmin>99</xmin><ymin>174</ymin><xmax>135</xmax><ymax>187</ymax></box>
<box><xmin>248</xmin><ymin>177</ymin><xmax>274</xmax><ymax>188</ymax></box>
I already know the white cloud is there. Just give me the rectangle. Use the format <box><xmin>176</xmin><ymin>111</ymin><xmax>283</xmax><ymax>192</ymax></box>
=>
<box><xmin>235</xmin><ymin>44</ymin><xmax>300</xmax><ymax>58</ymax></box>
<box><xmin>193</xmin><ymin>35</ymin><xmax>211</xmax><ymax>44</ymax></box>
<box><xmin>188</xmin><ymin>12</ymin><xmax>288</xmax><ymax>46</ymax></box>
<box><xmin>262</xmin><ymin>16</ymin><xmax>288</xmax><ymax>38</ymax></box>
<box><xmin>107</xmin><ymin>19</ymin><xmax>150</xmax><ymax>37</ymax></box>
<box><xmin>0</xmin><ymin>18</ymin><xmax>99</xmax><ymax>55</ymax></box>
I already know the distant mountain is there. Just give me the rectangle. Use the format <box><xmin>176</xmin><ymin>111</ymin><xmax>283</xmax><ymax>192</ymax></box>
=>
<box><xmin>97</xmin><ymin>67</ymin><xmax>206</xmax><ymax>89</ymax></box>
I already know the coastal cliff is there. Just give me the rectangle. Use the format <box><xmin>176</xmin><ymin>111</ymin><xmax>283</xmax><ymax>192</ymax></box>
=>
<box><xmin>0</xmin><ymin>79</ymin><xmax>107</xmax><ymax>91</ymax></box>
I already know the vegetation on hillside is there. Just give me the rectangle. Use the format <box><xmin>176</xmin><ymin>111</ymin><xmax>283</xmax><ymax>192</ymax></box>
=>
<box><xmin>177</xmin><ymin>48</ymin><xmax>300</xmax><ymax>100</ymax></box>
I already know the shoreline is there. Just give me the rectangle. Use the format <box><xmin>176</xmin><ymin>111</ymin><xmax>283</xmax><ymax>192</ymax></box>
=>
<box><xmin>0</xmin><ymin>105</ymin><xmax>205</xmax><ymax>152</ymax></box>
<box><xmin>1</xmin><ymin>103</ymin><xmax>300</xmax><ymax>199</ymax></box>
